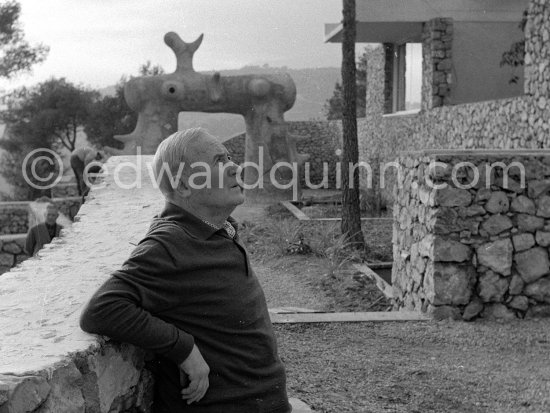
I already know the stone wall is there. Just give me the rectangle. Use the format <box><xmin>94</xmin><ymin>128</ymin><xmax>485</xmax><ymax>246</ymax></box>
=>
<box><xmin>222</xmin><ymin>121</ymin><xmax>343</xmax><ymax>188</ymax></box>
<box><xmin>393</xmin><ymin>150</ymin><xmax>550</xmax><ymax>320</ymax></box>
<box><xmin>0</xmin><ymin>156</ymin><xmax>162</xmax><ymax>411</ymax></box>
<box><xmin>422</xmin><ymin>18</ymin><xmax>453</xmax><ymax>109</ymax></box>
<box><xmin>51</xmin><ymin>182</ymin><xmax>79</xmax><ymax>199</ymax></box>
<box><xmin>358</xmin><ymin>0</ymin><xmax>550</xmax><ymax>204</ymax></box>
<box><xmin>0</xmin><ymin>234</ymin><xmax>28</xmax><ymax>275</ymax></box>
<box><xmin>0</xmin><ymin>203</ymin><xmax>29</xmax><ymax>235</ymax></box>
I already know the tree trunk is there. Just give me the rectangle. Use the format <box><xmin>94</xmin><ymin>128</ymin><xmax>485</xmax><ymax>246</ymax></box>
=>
<box><xmin>341</xmin><ymin>0</ymin><xmax>365</xmax><ymax>249</ymax></box>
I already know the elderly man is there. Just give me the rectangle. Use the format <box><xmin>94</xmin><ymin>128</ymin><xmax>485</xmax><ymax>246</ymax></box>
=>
<box><xmin>80</xmin><ymin>128</ymin><xmax>290</xmax><ymax>412</ymax></box>
<box><xmin>25</xmin><ymin>203</ymin><xmax>63</xmax><ymax>256</ymax></box>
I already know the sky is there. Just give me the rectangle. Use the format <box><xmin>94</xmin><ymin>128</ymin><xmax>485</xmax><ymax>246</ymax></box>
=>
<box><xmin>2</xmin><ymin>0</ymin><xmax>348</xmax><ymax>91</ymax></box>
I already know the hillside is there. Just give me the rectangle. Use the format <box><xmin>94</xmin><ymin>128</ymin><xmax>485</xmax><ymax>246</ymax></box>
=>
<box><xmin>102</xmin><ymin>66</ymin><xmax>341</xmax><ymax>139</ymax></box>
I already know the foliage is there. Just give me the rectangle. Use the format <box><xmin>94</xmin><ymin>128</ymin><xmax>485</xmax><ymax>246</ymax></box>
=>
<box><xmin>323</xmin><ymin>48</ymin><xmax>367</xmax><ymax>120</ymax></box>
<box><xmin>1</xmin><ymin>77</ymin><xmax>98</xmax><ymax>152</ymax></box>
<box><xmin>0</xmin><ymin>78</ymin><xmax>96</xmax><ymax>199</ymax></box>
<box><xmin>84</xmin><ymin>61</ymin><xmax>165</xmax><ymax>149</ymax></box>
<box><xmin>500</xmin><ymin>9</ymin><xmax>528</xmax><ymax>84</ymax></box>
<box><xmin>0</xmin><ymin>1</ymin><xmax>48</xmax><ymax>79</ymax></box>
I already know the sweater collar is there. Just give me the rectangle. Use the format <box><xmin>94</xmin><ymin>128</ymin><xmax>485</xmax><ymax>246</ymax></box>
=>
<box><xmin>157</xmin><ymin>201</ymin><xmax>238</xmax><ymax>240</ymax></box>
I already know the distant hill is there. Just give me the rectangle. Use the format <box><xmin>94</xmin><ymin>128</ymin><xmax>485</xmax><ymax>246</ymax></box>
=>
<box><xmin>101</xmin><ymin>66</ymin><xmax>341</xmax><ymax>139</ymax></box>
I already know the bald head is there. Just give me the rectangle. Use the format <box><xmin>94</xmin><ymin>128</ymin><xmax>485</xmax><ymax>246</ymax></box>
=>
<box><xmin>152</xmin><ymin>128</ymin><xmax>216</xmax><ymax>198</ymax></box>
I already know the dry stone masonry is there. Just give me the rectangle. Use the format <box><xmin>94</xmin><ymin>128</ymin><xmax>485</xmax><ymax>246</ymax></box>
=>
<box><xmin>0</xmin><ymin>203</ymin><xmax>29</xmax><ymax>235</ymax></box>
<box><xmin>0</xmin><ymin>235</ymin><xmax>28</xmax><ymax>275</ymax></box>
<box><xmin>393</xmin><ymin>150</ymin><xmax>550</xmax><ymax>320</ymax></box>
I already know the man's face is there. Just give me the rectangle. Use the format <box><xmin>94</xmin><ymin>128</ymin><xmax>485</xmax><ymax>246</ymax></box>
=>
<box><xmin>45</xmin><ymin>208</ymin><xmax>59</xmax><ymax>225</ymax></box>
<box><xmin>184</xmin><ymin>133</ymin><xmax>244</xmax><ymax>213</ymax></box>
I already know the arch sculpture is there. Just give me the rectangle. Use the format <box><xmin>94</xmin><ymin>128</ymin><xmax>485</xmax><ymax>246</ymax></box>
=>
<box><xmin>106</xmin><ymin>32</ymin><xmax>309</xmax><ymax>199</ymax></box>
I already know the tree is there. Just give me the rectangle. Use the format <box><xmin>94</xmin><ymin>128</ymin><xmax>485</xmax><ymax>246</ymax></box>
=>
<box><xmin>84</xmin><ymin>61</ymin><xmax>166</xmax><ymax>149</ymax></box>
<box><xmin>340</xmin><ymin>0</ymin><xmax>365</xmax><ymax>249</ymax></box>
<box><xmin>500</xmin><ymin>9</ymin><xmax>528</xmax><ymax>84</ymax></box>
<box><xmin>0</xmin><ymin>78</ymin><xmax>97</xmax><ymax>199</ymax></box>
<box><xmin>324</xmin><ymin>49</ymin><xmax>367</xmax><ymax>120</ymax></box>
<box><xmin>2</xmin><ymin>78</ymin><xmax>98</xmax><ymax>152</ymax></box>
<box><xmin>0</xmin><ymin>1</ymin><xmax>48</xmax><ymax>78</ymax></box>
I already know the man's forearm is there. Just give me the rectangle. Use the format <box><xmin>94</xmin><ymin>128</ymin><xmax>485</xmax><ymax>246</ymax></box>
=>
<box><xmin>80</xmin><ymin>278</ymin><xmax>194</xmax><ymax>365</ymax></box>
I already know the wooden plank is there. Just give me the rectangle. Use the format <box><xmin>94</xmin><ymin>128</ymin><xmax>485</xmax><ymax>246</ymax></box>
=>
<box><xmin>280</xmin><ymin>201</ymin><xmax>310</xmax><ymax>220</ymax></box>
<box><xmin>366</xmin><ymin>261</ymin><xmax>393</xmax><ymax>269</ymax></box>
<box><xmin>270</xmin><ymin>311</ymin><xmax>429</xmax><ymax>323</ymax></box>
<box><xmin>353</xmin><ymin>263</ymin><xmax>394</xmax><ymax>299</ymax></box>
<box><xmin>313</xmin><ymin>217</ymin><xmax>393</xmax><ymax>221</ymax></box>
<box><xmin>269</xmin><ymin>307</ymin><xmax>323</xmax><ymax>314</ymax></box>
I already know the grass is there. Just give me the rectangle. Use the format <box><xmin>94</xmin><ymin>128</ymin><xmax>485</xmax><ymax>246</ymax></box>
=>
<box><xmin>240</xmin><ymin>203</ymin><xmax>393</xmax><ymax>312</ymax></box>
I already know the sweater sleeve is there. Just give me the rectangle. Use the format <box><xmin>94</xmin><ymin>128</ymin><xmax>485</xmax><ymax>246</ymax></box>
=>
<box><xmin>80</xmin><ymin>236</ymin><xmax>195</xmax><ymax>365</ymax></box>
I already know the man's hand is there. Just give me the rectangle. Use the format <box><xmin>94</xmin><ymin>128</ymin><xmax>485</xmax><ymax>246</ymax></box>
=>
<box><xmin>179</xmin><ymin>344</ymin><xmax>210</xmax><ymax>404</ymax></box>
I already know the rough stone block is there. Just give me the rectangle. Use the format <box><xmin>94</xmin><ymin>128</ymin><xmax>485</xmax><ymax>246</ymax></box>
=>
<box><xmin>508</xmin><ymin>295</ymin><xmax>529</xmax><ymax>311</ymax></box>
<box><xmin>433</xmin><ymin>238</ymin><xmax>471</xmax><ymax>262</ymax></box>
<box><xmin>430</xmin><ymin>305</ymin><xmax>461</xmax><ymax>321</ymax></box>
<box><xmin>512</xmin><ymin>233</ymin><xmax>536</xmax><ymax>252</ymax></box>
<box><xmin>0</xmin><ymin>253</ymin><xmax>14</xmax><ymax>268</ymax></box>
<box><xmin>434</xmin><ymin>186</ymin><xmax>472</xmax><ymax>207</ymax></box>
<box><xmin>509</xmin><ymin>273</ymin><xmax>525</xmax><ymax>295</ymax></box>
<box><xmin>484</xmin><ymin>191</ymin><xmax>509</xmax><ymax>214</ymax></box>
<box><xmin>424</xmin><ymin>262</ymin><xmax>475</xmax><ymax>305</ymax></box>
<box><xmin>481</xmin><ymin>214</ymin><xmax>513</xmax><ymax>235</ymax></box>
<box><xmin>481</xmin><ymin>304</ymin><xmax>517</xmax><ymax>320</ymax></box>
<box><xmin>511</xmin><ymin>195</ymin><xmax>536</xmax><ymax>214</ymax></box>
<box><xmin>34</xmin><ymin>362</ymin><xmax>85</xmax><ymax>412</ymax></box>
<box><xmin>537</xmin><ymin>195</ymin><xmax>550</xmax><ymax>218</ymax></box>
<box><xmin>526</xmin><ymin>304</ymin><xmax>550</xmax><ymax>318</ymax></box>
<box><xmin>1</xmin><ymin>243</ymin><xmax>21</xmax><ymax>255</ymax></box>
<box><xmin>0</xmin><ymin>375</ymin><xmax>51</xmax><ymax>413</ymax></box>
<box><xmin>462</xmin><ymin>298</ymin><xmax>484</xmax><ymax>321</ymax></box>
<box><xmin>516</xmin><ymin>214</ymin><xmax>545</xmax><ymax>232</ymax></box>
<box><xmin>536</xmin><ymin>230</ymin><xmax>550</xmax><ymax>247</ymax></box>
<box><xmin>476</xmin><ymin>238</ymin><xmax>513</xmax><ymax>276</ymax></box>
<box><xmin>528</xmin><ymin>179</ymin><xmax>550</xmax><ymax>198</ymax></box>
<box><xmin>478</xmin><ymin>270</ymin><xmax>509</xmax><ymax>302</ymax></box>
<box><xmin>524</xmin><ymin>277</ymin><xmax>550</xmax><ymax>303</ymax></box>
<box><xmin>514</xmin><ymin>247</ymin><xmax>550</xmax><ymax>283</ymax></box>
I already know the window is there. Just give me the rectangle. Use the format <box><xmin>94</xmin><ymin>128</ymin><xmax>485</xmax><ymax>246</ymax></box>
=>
<box><xmin>386</xmin><ymin>43</ymin><xmax>422</xmax><ymax>114</ymax></box>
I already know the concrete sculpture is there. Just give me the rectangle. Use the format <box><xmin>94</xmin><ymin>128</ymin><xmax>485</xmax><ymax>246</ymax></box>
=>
<box><xmin>106</xmin><ymin>32</ymin><xmax>308</xmax><ymax>198</ymax></box>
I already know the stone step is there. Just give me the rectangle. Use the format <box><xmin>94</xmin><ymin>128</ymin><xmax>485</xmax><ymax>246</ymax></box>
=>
<box><xmin>289</xmin><ymin>397</ymin><xmax>312</xmax><ymax>412</ymax></box>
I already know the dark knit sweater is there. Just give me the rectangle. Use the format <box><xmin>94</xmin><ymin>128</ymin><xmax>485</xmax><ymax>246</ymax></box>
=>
<box><xmin>80</xmin><ymin>202</ymin><xmax>290</xmax><ymax>413</ymax></box>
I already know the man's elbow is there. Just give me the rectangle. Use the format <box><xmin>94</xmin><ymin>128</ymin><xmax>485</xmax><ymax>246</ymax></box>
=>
<box><xmin>79</xmin><ymin>300</ymin><xmax>103</xmax><ymax>334</ymax></box>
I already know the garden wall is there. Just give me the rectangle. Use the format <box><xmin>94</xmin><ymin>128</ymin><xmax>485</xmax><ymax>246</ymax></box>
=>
<box><xmin>393</xmin><ymin>150</ymin><xmax>550</xmax><ymax>320</ymax></box>
<box><xmin>0</xmin><ymin>234</ymin><xmax>28</xmax><ymax>274</ymax></box>
<box><xmin>0</xmin><ymin>156</ymin><xmax>161</xmax><ymax>412</ymax></box>
<box><xmin>0</xmin><ymin>203</ymin><xmax>29</xmax><ymax>235</ymax></box>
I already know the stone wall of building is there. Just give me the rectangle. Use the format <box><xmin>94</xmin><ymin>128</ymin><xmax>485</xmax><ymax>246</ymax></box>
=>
<box><xmin>0</xmin><ymin>203</ymin><xmax>29</xmax><ymax>235</ymax></box>
<box><xmin>524</xmin><ymin>0</ymin><xmax>550</xmax><ymax>99</ymax></box>
<box><xmin>0</xmin><ymin>234</ymin><xmax>28</xmax><ymax>275</ymax></box>
<box><xmin>422</xmin><ymin>18</ymin><xmax>453</xmax><ymax>109</ymax></box>
<box><xmin>222</xmin><ymin>121</ymin><xmax>343</xmax><ymax>189</ymax></box>
<box><xmin>393</xmin><ymin>150</ymin><xmax>550</xmax><ymax>320</ymax></box>
<box><xmin>0</xmin><ymin>156</ymin><xmax>161</xmax><ymax>412</ymax></box>
<box><xmin>359</xmin><ymin>0</ymin><xmax>550</xmax><ymax>204</ymax></box>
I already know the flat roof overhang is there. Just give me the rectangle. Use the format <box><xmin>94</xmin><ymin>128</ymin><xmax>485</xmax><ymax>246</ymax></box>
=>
<box><xmin>325</xmin><ymin>0</ymin><xmax>529</xmax><ymax>43</ymax></box>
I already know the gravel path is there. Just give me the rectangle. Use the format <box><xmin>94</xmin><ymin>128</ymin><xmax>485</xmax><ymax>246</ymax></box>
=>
<box><xmin>253</xmin><ymin>256</ymin><xmax>334</xmax><ymax>311</ymax></box>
